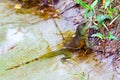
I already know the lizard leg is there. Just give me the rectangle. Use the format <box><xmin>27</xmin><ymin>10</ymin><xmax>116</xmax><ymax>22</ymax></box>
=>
<box><xmin>60</xmin><ymin>51</ymin><xmax>72</xmax><ymax>63</ymax></box>
<box><xmin>60</xmin><ymin>56</ymin><xmax>71</xmax><ymax>63</ymax></box>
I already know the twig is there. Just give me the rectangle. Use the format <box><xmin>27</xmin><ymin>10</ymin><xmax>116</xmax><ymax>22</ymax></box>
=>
<box><xmin>53</xmin><ymin>19</ymin><xmax>65</xmax><ymax>40</ymax></box>
<box><xmin>61</xmin><ymin>4</ymin><xmax>77</xmax><ymax>14</ymax></box>
<box><xmin>110</xmin><ymin>15</ymin><xmax>119</xmax><ymax>25</ymax></box>
<box><xmin>103</xmin><ymin>22</ymin><xmax>109</xmax><ymax>32</ymax></box>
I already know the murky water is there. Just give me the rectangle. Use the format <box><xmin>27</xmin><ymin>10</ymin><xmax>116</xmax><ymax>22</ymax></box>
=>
<box><xmin>0</xmin><ymin>0</ymin><xmax>120</xmax><ymax>80</ymax></box>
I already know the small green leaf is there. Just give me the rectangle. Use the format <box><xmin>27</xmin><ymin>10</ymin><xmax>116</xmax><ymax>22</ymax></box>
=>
<box><xmin>109</xmin><ymin>8</ymin><xmax>118</xmax><ymax>13</ymax></box>
<box><xmin>75</xmin><ymin>0</ymin><xmax>81</xmax><ymax>4</ymax></box>
<box><xmin>107</xmin><ymin>32</ymin><xmax>118</xmax><ymax>40</ymax></box>
<box><xmin>107</xmin><ymin>8</ymin><xmax>118</xmax><ymax>18</ymax></box>
<box><xmin>92</xmin><ymin>33</ymin><xmax>104</xmax><ymax>39</ymax></box>
<box><xmin>75</xmin><ymin>0</ymin><xmax>92</xmax><ymax>10</ymax></box>
<box><xmin>96</xmin><ymin>14</ymin><xmax>111</xmax><ymax>26</ymax></box>
<box><xmin>107</xmin><ymin>8</ymin><xmax>113</xmax><ymax>18</ymax></box>
<box><xmin>103</xmin><ymin>0</ymin><xmax>114</xmax><ymax>9</ymax></box>
<box><xmin>91</xmin><ymin>0</ymin><xmax>98</xmax><ymax>8</ymax></box>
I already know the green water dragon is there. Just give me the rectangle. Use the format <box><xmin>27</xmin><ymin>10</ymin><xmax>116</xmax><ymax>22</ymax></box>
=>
<box><xmin>6</xmin><ymin>21</ymin><xmax>89</xmax><ymax>70</ymax></box>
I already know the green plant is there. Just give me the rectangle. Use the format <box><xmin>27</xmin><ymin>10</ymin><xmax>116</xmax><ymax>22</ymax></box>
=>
<box><xmin>75</xmin><ymin>0</ymin><xmax>118</xmax><ymax>41</ymax></box>
<box><xmin>91</xmin><ymin>32</ymin><xmax>118</xmax><ymax>40</ymax></box>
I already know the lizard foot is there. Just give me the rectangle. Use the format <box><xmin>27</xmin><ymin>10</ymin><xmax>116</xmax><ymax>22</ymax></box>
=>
<box><xmin>60</xmin><ymin>57</ymin><xmax>72</xmax><ymax>64</ymax></box>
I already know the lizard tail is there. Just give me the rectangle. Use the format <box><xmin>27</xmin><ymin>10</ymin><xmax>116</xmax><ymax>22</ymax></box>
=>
<box><xmin>6</xmin><ymin>57</ymin><xmax>41</xmax><ymax>70</ymax></box>
<box><xmin>6</xmin><ymin>49</ymin><xmax>69</xmax><ymax>70</ymax></box>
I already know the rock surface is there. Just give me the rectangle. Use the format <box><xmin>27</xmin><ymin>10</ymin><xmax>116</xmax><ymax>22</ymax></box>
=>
<box><xmin>0</xmin><ymin>0</ymin><xmax>120</xmax><ymax>80</ymax></box>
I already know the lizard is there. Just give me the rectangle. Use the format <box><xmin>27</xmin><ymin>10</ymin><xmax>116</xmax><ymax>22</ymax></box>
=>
<box><xmin>6</xmin><ymin>21</ymin><xmax>89</xmax><ymax>70</ymax></box>
<box><xmin>64</xmin><ymin>21</ymin><xmax>89</xmax><ymax>49</ymax></box>
<box><xmin>6</xmin><ymin>49</ymin><xmax>72</xmax><ymax>70</ymax></box>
